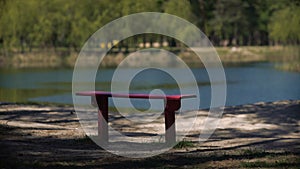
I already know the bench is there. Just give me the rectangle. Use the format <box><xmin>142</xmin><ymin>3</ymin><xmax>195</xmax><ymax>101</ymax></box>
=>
<box><xmin>76</xmin><ymin>91</ymin><xmax>196</xmax><ymax>144</ymax></box>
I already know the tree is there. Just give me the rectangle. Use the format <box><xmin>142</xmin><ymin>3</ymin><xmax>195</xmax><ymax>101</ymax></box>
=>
<box><xmin>209</xmin><ymin>0</ymin><xmax>253</xmax><ymax>46</ymax></box>
<box><xmin>189</xmin><ymin>0</ymin><xmax>216</xmax><ymax>35</ymax></box>
<box><xmin>269</xmin><ymin>0</ymin><xmax>300</xmax><ymax>44</ymax></box>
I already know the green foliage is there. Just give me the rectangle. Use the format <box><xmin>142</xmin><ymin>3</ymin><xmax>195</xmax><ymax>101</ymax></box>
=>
<box><xmin>164</xmin><ymin>0</ymin><xmax>195</xmax><ymax>22</ymax></box>
<box><xmin>269</xmin><ymin>1</ymin><xmax>300</xmax><ymax>43</ymax></box>
<box><xmin>0</xmin><ymin>0</ymin><xmax>299</xmax><ymax>55</ymax></box>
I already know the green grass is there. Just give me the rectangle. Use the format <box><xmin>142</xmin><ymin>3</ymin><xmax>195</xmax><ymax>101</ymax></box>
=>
<box><xmin>239</xmin><ymin>148</ymin><xmax>300</xmax><ymax>168</ymax></box>
<box><xmin>1</xmin><ymin>46</ymin><xmax>299</xmax><ymax>69</ymax></box>
<box><xmin>174</xmin><ymin>140</ymin><xmax>195</xmax><ymax>149</ymax></box>
<box><xmin>240</xmin><ymin>160</ymin><xmax>297</xmax><ymax>168</ymax></box>
<box><xmin>275</xmin><ymin>62</ymin><xmax>300</xmax><ymax>72</ymax></box>
<box><xmin>74</xmin><ymin>135</ymin><xmax>95</xmax><ymax>144</ymax></box>
<box><xmin>239</xmin><ymin>148</ymin><xmax>267</xmax><ymax>156</ymax></box>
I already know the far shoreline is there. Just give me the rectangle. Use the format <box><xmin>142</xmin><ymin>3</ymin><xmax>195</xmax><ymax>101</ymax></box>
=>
<box><xmin>0</xmin><ymin>46</ymin><xmax>299</xmax><ymax>72</ymax></box>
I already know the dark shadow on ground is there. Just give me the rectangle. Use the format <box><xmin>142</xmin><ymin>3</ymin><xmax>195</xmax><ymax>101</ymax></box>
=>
<box><xmin>0</xmin><ymin>101</ymin><xmax>299</xmax><ymax>168</ymax></box>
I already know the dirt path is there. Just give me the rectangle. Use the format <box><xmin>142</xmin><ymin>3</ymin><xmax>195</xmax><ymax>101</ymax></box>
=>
<box><xmin>0</xmin><ymin>100</ymin><xmax>299</xmax><ymax>168</ymax></box>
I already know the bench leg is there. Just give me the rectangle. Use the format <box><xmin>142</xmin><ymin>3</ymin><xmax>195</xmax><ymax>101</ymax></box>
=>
<box><xmin>164</xmin><ymin>99</ymin><xmax>181</xmax><ymax>145</ymax></box>
<box><xmin>96</xmin><ymin>95</ymin><xmax>109</xmax><ymax>144</ymax></box>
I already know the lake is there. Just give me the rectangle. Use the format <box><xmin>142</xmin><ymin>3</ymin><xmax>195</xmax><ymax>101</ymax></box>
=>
<box><xmin>0</xmin><ymin>62</ymin><xmax>299</xmax><ymax>109</ymax></box>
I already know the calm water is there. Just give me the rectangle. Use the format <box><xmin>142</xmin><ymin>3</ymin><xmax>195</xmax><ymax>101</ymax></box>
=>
<box><xmin>0</xmin><ymin>63</ymin><xmax>299</xmax><ymax>109</ymax></box>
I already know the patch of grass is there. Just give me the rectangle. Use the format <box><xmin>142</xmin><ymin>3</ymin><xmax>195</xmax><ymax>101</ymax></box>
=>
<box><xmin>239</xmin><ymin>149</ymin><xmax>300</xmax><ymax>168</ymax></box>
<box><xmin>240</xmin><ymin>159</ymin><xmax>298</xmax><ymax>168</ymax></box>
<box><xmin>74</xmin><ymin>135</ymin><xmax>95</xmax><ymax>144</ymax></box>
<box><xmin>174</xmin><ymin>140</ymin><xmax>195</xmax><ymax>149</ymax></box>
<box><xmin>240</xmin><ymin>148</ymin><xmax>267</xmax><ymax>157</ymax></box>
<box><xmin>276</xmin><ymin>62</ymin><xmax>300</xmax><ymax>72</ymax></box>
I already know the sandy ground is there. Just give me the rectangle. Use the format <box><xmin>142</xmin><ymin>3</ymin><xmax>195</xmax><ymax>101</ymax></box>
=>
<box><xmin>0</xmin><ymin>100</ymin><xmax>299</xmax><ymax>168</ymax></box>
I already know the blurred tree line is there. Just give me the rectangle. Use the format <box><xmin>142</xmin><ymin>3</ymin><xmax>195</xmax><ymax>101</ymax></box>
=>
<box><xmin>0</xmin><ymin>0</ymin><xmax>299</xmax><ymax>55</ymax></box>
